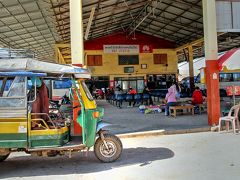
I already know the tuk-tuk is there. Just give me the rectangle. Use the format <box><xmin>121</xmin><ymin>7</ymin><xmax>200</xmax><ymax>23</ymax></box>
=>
<box><xmin>0</xmin><ymin>59</ymin><xmax>122</xmax><ymax>163</ymax></box>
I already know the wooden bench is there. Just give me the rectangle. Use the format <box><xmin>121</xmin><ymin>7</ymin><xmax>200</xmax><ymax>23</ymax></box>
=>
<box><xmin>169</xmin><ymin>105</ymin><xmax>194</xmax><ymax>117</ymax></box>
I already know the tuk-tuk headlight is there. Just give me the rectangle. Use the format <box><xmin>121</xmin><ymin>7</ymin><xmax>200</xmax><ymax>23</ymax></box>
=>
<box><xmin>92</xmin><ymin>111</ymin><xmax>100</xmax><ymax>118</ymax></box>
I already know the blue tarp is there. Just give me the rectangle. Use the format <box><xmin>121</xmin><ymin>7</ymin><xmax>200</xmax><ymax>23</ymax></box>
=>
<box><xmin>0</xmin><ymin>71</ymin><xmax>47</xmax><ymax>77</ymax></box>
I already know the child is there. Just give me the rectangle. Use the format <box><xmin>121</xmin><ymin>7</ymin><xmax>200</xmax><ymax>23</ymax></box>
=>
<box><xmin>192</xmin><ymin>86</ymin><xmax>204</xmax><ymax>105</ymax></box>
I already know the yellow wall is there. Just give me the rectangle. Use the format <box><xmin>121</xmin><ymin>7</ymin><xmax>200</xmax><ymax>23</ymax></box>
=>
<box><xmin>85</xmin><ymin>49</ymin><xmax>178</xmax><ymax>80</ymax></box>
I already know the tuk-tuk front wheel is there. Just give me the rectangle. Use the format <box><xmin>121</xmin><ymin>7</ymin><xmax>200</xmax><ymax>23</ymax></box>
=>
<box><xmin>94</xmin><ymin>134</ymin><xmax>122</xmax><ymax>163</ymax></box>
<box><xmin>0</xmin><ymin>153</ymin><xmax>10</xmax><ymax>162</ymax></box>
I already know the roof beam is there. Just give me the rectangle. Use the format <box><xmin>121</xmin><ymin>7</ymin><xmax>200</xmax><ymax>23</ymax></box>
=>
<box><xmin>55</xmin><ymin>44</ymin><xmax>70</xmax><ymax>48</ymax></box>
<box><xmin>51</xmin><ymin>2</ymin><xmax>69</xmax><ymax>9</ymax></box>
<box><xmin>161</xmin><ymin>1</ymin><xmax>202</xmax><ymax>16</ymax></box>
<box><xmin>122</xmin><ymin>0</ymin><xmax>134</xmax><ymax>20</ymax></box>
<box><xmin>54</xmin><ymin>1</ymin><xmax>146</xmax><ymax>29</ymax></box>
<box><xmin>85</xmin><ymin>7</ymin><xmax>96</xmax><ymax>40</ymax></box>
<box><xmin>50</xmin><ymin>0</ymin><xmax>68</xmax><ymax>41</ymax></box>
<box><xmin>145</xmin><ymin>15</ymin><xmax>203</xmax><ymax>35</ymax></box>
<box><xmin>90</xmin><ymin>23</ymin><xmax>129</xmax><ymax>35</ymax></box>
<box><xmin>137</xmin><ymin>1</ymin><xmax>174</xmax><ymax>34</ymax></box>
<box><xmin>0</xmin><ymin>9</ymin><xmax>48</xmax><ymax>20</ymax></box>
<box><xmin>175</xmin><ymin>32</ymin><xmax>225</xmax><ymax>52</ymax></box>
<box><xmin>156</xmin><ymin>7</ymin><xmax>202</xmax><ymax>25</ymax></box>
<box><xmin>142</xmin><ymin>21</ymin><xmax>194</xmax><ymax>38</ymax></box>
<box><xmin>90</xmin><ymin>0</ymin><xmax>103</xmax><ymax>38</ymax></box>
<box><xmin>1</xmin><ymin>26</ymin><xmax>57</xmax><ymax>39</ymax></box>
<box><xmin>156</xmin><ymin>0</ymin><xmax>202</xmax><ymax>36</ymax></box>
<box><xmin>0</xmin><ymin>1</ymin><xmax>41</xmax><ymax>53</ymax></box>
<box><xmin>174</xmin><ymin>0</ymin><xmax>201</xmax><ymax>10</ymax></box>
<box><xmin>0</xmin><ymin>0</ymin><xmax>38</xmax><ymax>11</ymax></box>
<box><xmin>81</xmin><ymin>0</ymin><xmax>146</xmax><ymax>19</ymax></box>
<box><xmin>126</xmin><ymin>1</ymin><xmax>153</xmax><ymax>35</ymax></box>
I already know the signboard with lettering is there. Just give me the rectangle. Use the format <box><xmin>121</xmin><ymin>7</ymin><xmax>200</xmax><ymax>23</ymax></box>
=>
<box><xmin>103</xmin><ymin>45</ymin><xmax>139</xmax><ymax>53</ymax></box>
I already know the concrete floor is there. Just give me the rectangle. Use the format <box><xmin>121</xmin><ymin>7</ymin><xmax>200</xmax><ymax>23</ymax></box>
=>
<box><xmin>1</xmin><ymin>132</ymin><xmax>240</xmax><ymax>180</ymax></box>
<box><xmin>98</xmin><ymin>100</ymin><xmax>209</xmax><ymax>134</ymax></box>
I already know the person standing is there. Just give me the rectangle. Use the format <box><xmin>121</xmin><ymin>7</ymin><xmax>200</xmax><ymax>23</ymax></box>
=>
<box><xmin>114</xmin><ymin>84</ymin><xmax>124</xmax><ymax>108</ymax></box>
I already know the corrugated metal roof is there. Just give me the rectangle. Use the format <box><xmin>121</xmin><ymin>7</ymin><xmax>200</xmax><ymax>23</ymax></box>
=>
<box><xmin>0</xmin><ymin>0</ymin><xmax>239</xmax><ymax>63</ymax></box>
<box><xmin>51</xmin><ymin>0</ymin><xmax>204</xmax><ymax>44</ymax></box>
<box><xmin>50</xmin><ymin>0</ymin><xmax>240</xmax><ymax>63</ymax></box>
<box><xmin>0</xmin><ymin>0</ymin><xmax>61</xmax><ymax>61</ymax></box>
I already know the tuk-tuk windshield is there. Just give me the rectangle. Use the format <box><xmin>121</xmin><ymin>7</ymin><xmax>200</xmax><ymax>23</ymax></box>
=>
<box><xmin>0</xmin><ymin>76</ymin><xmax>26</xmax><ymax>108</ymax></box>
<box><xmin>81</xmin><ymin>81</ymin><xmax>94</xmax><ymax>101</ymax></box>
<box><xmin>0</xmin><ymin>77</ymin><xmax>13</xmax><ymax>97</ymax></box>
<box><xmin>7</xmin><ymin>76</ymin><xmax>26</xmax><ymax>97</ymax></box>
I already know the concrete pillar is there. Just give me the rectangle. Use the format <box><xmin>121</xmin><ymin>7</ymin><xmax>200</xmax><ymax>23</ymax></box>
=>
<box><xmin>70</xmin><ymin>0</ymin><xmax>84</xmax><ymax>136</ymax></box>
<box><xmin>70</xmin><ymin>0</ymin><xmax>84</xmax><ymax>66</ymax></box>
<box><xmin>188</xmin><ymin>46</ymin><xmax>194</xmax><ymax>91</ymax></box>
<box><xmin>203</xmin><ymin>0</ymin><xmax>220</xmax><ymax>125</ymax></box>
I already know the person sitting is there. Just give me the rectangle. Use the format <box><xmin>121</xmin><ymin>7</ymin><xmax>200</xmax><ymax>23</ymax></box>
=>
<box><xmin>129</xmin><ymin>87</ymin><xmax>137</xmax><ymax>94</ymax></box>
<box><xmin>97</xmin><ymin>89</ymin><xmax>104</xmax><ymax>99</ymax></box>
<box><xmin>128</xmin><ymin>87</ymin><xmax>137</xmax><ymax>107</ymax></box>
<box><xmin>142</xmin><ymin>86</ymin><xmax>153</xmax><ymax>105</ymax></box>
<box><xmin>173</xmin><ymin>81</ymin><xmax>181</xmax><ymax>99</ymax></box>
<box><xmin>192</xmin><ymin>86</ymin><xmax>204</xmax><ymax>105</ymax></box>
<box><xmin>165</xmin><ymin>86</ymin><xmax>177</xmax><ymax>116</ymax></box>
<box><xmin>114</xmin><ymin>84</ymin><xmax>123</xmax><ymax>95</ymax></box>
<box><xmin>114</xmin><ymin>85</ymin><xmax>124</xmax><ymax>108</ymax></box>
<box><xmin>105</xmin><ymin>88</ymin><xmax>112</xmax><ymax>102</ymax></box>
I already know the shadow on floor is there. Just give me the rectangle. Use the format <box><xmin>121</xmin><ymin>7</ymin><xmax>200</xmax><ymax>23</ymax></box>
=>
<box><xmin>0</xmin><ymin>147</ymin><xmax>174</xmax><ymax>178</ymax></box>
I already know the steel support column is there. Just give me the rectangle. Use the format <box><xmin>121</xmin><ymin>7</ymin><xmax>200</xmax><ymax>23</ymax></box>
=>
<box><xmin>203</xmin><ymin>0</ymin><xmax>220</xmax><ymax>125</ymax></box>
<box><xmin>188</xmin><ymin>46</ymin><xmax>195</xmax><ymax>91</ymax></box>
<box><xmin>70</xmin><ymin>0</ymin><xmax>84</xmax><ymax>66</ymax></box>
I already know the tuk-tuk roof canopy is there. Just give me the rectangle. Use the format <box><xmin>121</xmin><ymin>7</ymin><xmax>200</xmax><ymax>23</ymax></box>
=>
<box><xmin>0</xmin><ymin>59</ymin><xmax>91</xmax><ymax>79</ymax></box>
<box><xmin>0</xmin><ymin>71</ymin><xmax>47</xmax><ymax>77</ymax></box>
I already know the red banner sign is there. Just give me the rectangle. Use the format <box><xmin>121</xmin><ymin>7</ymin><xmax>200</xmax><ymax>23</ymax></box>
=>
<box><xmin>226</xmin><ymin>86</ymin><xmax>240</xmax><ymax>96</ymax></box>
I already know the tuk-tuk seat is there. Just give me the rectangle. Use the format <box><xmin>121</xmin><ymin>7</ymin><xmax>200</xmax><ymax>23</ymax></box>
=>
<box><xmin>31</xmin><ymin>118</ymin><xmax>50</xmax><ymax>130</ymax></box>
<box><xmin>30</xmin><ymin>82</ymin><xmax>59</xmax><ymax>130</ymax></box>
<box><xmin>31</xmin><ymin>113</ymin><xmax>57</xmax><ymax>130</ymax></box>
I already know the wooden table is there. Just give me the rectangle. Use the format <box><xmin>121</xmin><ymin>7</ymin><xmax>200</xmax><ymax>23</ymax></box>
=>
<box><xmin>169</xmin><ymin>105</ymin><xmax>194</xmax><ymax>117</ymax></box>
<box><xmin>178</xmin><ymin>98</ymin><xmax>192</xmax><ymax>103</ymax></box>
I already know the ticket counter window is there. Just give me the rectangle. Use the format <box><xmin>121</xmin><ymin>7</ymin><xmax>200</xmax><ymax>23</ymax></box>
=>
<box><xmin>147</xmin><ymin>74</ymin><xmax>176</xmax><ymax>90</ymax></box>
<box><xmin>114</xmin><ymin>77</ymin><xmax>144</xmax><ymax>92</ymax></box>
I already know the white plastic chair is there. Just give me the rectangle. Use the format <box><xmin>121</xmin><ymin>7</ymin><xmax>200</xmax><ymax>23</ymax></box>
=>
<box><xmin>218</xmin><ymin>104</ymin><xmax>240</xmax><ymax>134</ymax></box>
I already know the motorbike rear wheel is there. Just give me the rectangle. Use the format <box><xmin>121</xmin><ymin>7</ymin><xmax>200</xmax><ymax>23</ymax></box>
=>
<box><xmin>94</xmin><ymin>134</ymin><xmax>122</xmax><ymax>163</ymax></box>
<box><xmin>0</xmin><ymin>153</ymin><xmax>10</xmax><ymax>162</ymax></box>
